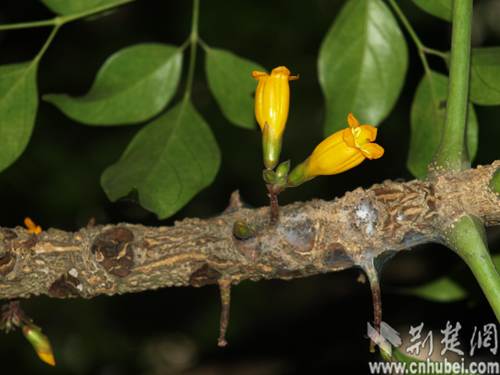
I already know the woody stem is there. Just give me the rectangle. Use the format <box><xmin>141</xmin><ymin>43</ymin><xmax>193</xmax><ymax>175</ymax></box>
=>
<box><xmin>267</xmin><ymin>184</ymin><xmax>280</xmax><ymax>228</ymax></box>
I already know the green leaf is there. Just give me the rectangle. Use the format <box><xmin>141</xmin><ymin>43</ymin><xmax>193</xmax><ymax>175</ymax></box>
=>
<box><xmin>0</xmin><ymin>62</ymin><xmax>38</xmax><ymax>173</ymax></box>
<box><xmin>412</xmin><ymin>0</ymin><xmax>452</xmax><ymax>22</ymax></box>
<box><xmin>101</xmin><ymin>101</ymin><xmax>220</xmax><ymax>219</ymax></box>
<box><xmin>394</xmin><ymin>277</ymin><xmax>468</xmax><ymax>303</ymax></box>
<box><xmin>469</xmin><ymin>47</ymin><xmax>500</xmax><ymax>105</ymax></box>
<box><xmin>39</xmin><ymin>0</ymin><xmax>126</xmax><ymax>15</ymax></box>
<box><xmin>44</xmin><ymin>43</ymin><xmax>182</xmax><ymax>126</ymax></box>
<box><xmin>407</xmin><ymin>72</ymin><xmax>478</xmax><ymax>180</ymax></box>
<box><xmin>318</xmin><ymin>0</ymin><xmax>408</xmax><ymax>136</ymax></box>
<box><xmin>205</xmin><ymin>47</ymin><xmax>266</xmax><ymax>129</ymax></box>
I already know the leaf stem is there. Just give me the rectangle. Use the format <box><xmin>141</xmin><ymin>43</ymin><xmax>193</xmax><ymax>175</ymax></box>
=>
<box><xmin>184</xmin><ymin>0</ymin><xmax>200</xmax><ymax>101</ymax></box>
<box><xmin>387</xmin><ymin>0</ymin><xmax>440</xmax><ymax>132</ymax></box>
<box><xmin>34</xmin><ymin>26</ymin><xmax>60</xmax><ymax>63</ymax></box>
<box><xmin>0</xmin><ymin>19</ymin><xmax>56</xmax><ymax>30</ymax></box>
<box><xmin>432</xmin><ymin>0</ymin><xmax>472</xmax><ymax>175</ymax></box>
<box><xmin>446</xmin><ymin>216</ymin><xmax>500</xmax><ymax>323</ymax></box>
<box><xmin>0</xmin><ymin>0</ymin><xmax>135</xmax><ymax>31</ymax></box>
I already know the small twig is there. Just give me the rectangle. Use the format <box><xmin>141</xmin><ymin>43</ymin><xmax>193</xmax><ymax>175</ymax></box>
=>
<box><xmin>266</xmin><ymin>184</ymin><xmax>280</xmax><ymax>228</ymax></box>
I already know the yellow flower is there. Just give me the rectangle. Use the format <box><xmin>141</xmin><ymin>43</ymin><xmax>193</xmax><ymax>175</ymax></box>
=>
<box><xmin>22</xmin><ymin>323</ymin><xmax>56</xmax><ymax>366</ymax></box>
<box><xmin>252</xmin><ymin>66</ymin><xmax>298</xmax><ymax>169</ymax></box>
<box><xmin>287</xmin><ymin>113</ymin><xmax>384</xmax><ymax>186</ymax></box>
<box><xmin>24</xmin><ymin>217</ymin><xmax>42</xmax><ymax>234</ymax></box>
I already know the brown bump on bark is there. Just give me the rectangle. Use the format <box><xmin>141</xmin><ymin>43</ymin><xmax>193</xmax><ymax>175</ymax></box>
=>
<box><xmin>189</xmin><ymin>264</ymin><xmax>222</xmax><ymax>287</ymax></box>
<box><xmin>49</xmin><ymin>273</ymin><xmax>81</xmax><ymax>298</ymax></box>
<box><xmin>1</xmin><ymin>229</ymin><xmax>18</xmax><ymax>240</ymax></box>
<box><xmin>21</xmin><ymin>235</ymin><xmax>37</xmax><ymax>252</ymax></box>
<box><xmin>325</xmin><ymin>243</ymin><xmax>355</xmax><ymax>270</ymax></box>
<box><xmin>372</xmin><ymin>187</ymin><xmax>401</xmax><ymax>204</ymax></box>
<box><xmin>91</xmin><ymin>228</ymin><xmax>134</xmax><ymax>278</ymax></box>
<box><xmin>0</xmin><ymin>251</ymin><xmax>15</xmax><ymax>276</ymax></box>
<box><xmin>276</xmin><ymin>268</ymin><xmax>303</xmax><ymax>279</ymax></box>
<box><xmin>288</xmin><ymin>223</ymin><xmax>316</xmax><ymax>254</ymax></box>
<box><xmin>231</xmin><ymin>234</ymin><xmax>261</xmax><ymax>262</ymax></box>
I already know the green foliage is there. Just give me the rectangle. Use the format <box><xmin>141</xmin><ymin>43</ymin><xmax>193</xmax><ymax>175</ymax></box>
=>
<box><xmin>411</xmin><ymin>0</ymin><xmax>452</xmax><ymax>22</ymax></box>
<box><xmin>0</xmin><ymin>62</ymin><xmax>38</xmax><ymax>173</ymax></box>
<box><xmin>394</xmin><ymin>254</ymin><xmax>500</xmax><ymax>304</ymax></box>
<box><xmin>44</xmin><ymin>43</ymin><xmax>182</xmax><ymax>126</ymax></box>
<box><xmin>204</xmin><ymin>46</ymin><xmax>265</xmax><ymax>129</ymax></box>
<box><xmin>469</xmin><ymin>47</ymin><xmax>500</xmax><ymax>105</ymax></box>
<box><xmin>318</xmin><ymin>0</ymin><xmax>407</xmax><ymax>136</ymax></box>
<box><xmin>398</xmin><ymin>276</ymin><xmax>468</xmax><ymax>303</ymax></box>
<box><xmin>407</xmin><ymin>72</ymin><xmax>478</xmax><ymax>180</ymax></box>
<box><xmin>101</xmin><ymin>101</ymin><xmax>220</xmax><ymax>219</ymax></box>
<box><xmin>0</xmin><ymin>0</ymin><xmax>495</xmax><ymax>222</ymax></box>
<box><xmin>40</xmin><ymin>0</ymin><xmax>127</xmax><ymax>15</ymax></box>
<box><xmin>3</xmin><ymin>0</ymin><xmax>500</xmax><ymax>372</ymax></box>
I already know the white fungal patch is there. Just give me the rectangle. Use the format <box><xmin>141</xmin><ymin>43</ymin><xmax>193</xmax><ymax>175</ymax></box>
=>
<box><xmin>76</xmin><ymin>284</ymin><xmax>83</xmax><ymax>292</ymax></box>
<box><xmin>355</xmin><ymin>201</ymin><xmax>376</xmax><ymax>235</ymax></box>
<box><xmin>68</xmin><ymin>268</ymin><xmax>79</xmax><ymax>278</ymax></box>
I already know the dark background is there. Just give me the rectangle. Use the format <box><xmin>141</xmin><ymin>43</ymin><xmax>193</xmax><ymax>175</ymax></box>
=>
<box><xmin>1</xmin><ymin>0</ymin><xmax>500</xmax><ymax>374</ymax></box>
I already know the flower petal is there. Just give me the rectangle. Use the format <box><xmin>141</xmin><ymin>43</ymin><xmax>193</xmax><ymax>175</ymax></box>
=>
<box><xmin>347</xmin><ymin>113</ymin><xmax>360</xmax><ymax>129</ymax></box>
<box><xmin>359</xmin><ymin>143</ymin><xmax>385</xmax><ymax>160</ymax></box>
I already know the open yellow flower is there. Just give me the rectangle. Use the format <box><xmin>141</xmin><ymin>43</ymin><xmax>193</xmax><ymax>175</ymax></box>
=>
<box><xmin>252</xmin><ymin>67</ymin><xmax>298</xmax><ymax>169</ymax></box>
<box><xmin>24</xmin><ymin>217</ymin><xmax>42</xmax><ymax>234</ymax></box>
<box><xmin>287</xmin><ymin>113</ymin><xmax>384</xmax><ymax>187</ymax></box>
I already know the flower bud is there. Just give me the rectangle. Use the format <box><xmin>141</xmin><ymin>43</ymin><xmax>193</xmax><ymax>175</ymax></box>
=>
<box><xmin>252</xmin><ymin>67</ymin><xmax>298</xmax><ymax>169</ymax></box>
<box><xmin>22</xmin><ymin>323</ymin><xmax>55</xmax><ymax>366</ymax></box>
<box><xmin>276</xmin><ymin>160</ymin><xmax>291</xmax><ymax>178</ymax></box>
<box><xmin>233</xmin><ymin>221</ymin><xmax>254</xmax><ymax>239</ymax></box>
<box><xmin>262</xmin><ymin>169</ymin><xmax>277</xmax><ymax>184</ymax></box>
<box><xmin>277</xmin><ymin>177</ymin><xmax>287</xmax><ymax>187</ymax></box>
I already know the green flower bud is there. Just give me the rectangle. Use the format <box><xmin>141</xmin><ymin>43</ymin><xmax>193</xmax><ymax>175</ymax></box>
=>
<box><xmin>262</xmin><ymin>169</ymin><xmax>277</xmax><ymax>184</ymax></box>
<box><xmin>233</xmin><ymin>221</ymin><xmax>254</xmax><ymax>239</ymax></box>
<box><xmin>276</xmin><ymin>160</ymin><xmax>291</xmax><ymax>178</ymax></box>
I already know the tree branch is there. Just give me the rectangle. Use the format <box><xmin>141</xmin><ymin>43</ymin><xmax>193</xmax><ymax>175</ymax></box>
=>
<box><xmin>1</xmin><ymin>161</ymin><xmax>499</xmax><ymax>301</ymax></box>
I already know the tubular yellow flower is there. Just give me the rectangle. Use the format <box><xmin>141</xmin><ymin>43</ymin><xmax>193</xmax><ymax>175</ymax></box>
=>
<box><xmin>287</xmin><ymin>113</ymin><xmax>384</xmax><ymax>187</ymax></box>
<box><xmin>252</xmin><ymin>66</ymin><xmax>298</xmax><ymax>169</ymax></box>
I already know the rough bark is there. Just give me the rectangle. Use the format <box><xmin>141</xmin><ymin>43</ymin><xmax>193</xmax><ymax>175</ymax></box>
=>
<box><xmin>1</xmin><ymin>161</ymin><xmax>499</xmax><ymax>301</ymax></box>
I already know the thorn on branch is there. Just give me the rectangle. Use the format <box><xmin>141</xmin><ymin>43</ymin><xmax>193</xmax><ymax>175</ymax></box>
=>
<box><xmin>222</xmin><ymin>190</ymin><xmax>246</xmax><ymax>215</ymax></box>
<box><xmin>360</xmin><ymin>262</ymin><xmax>382</xmax><ymax>353</ymax></box>
<box><xmin>218</xmin><ymin>281</ymin><xmax>231</xmax><ymax>347</ymax></box>
<box><xmin>86</xmin><ymin>217</ymin><xmax>96</xmax><ymax>228</ymax></box>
